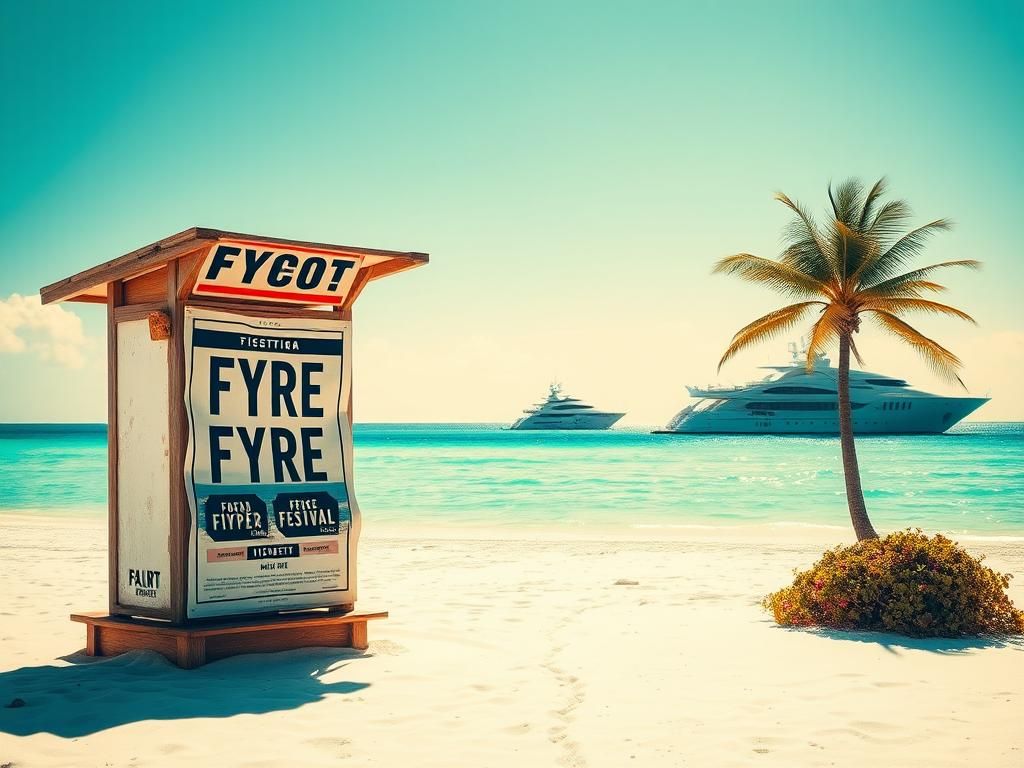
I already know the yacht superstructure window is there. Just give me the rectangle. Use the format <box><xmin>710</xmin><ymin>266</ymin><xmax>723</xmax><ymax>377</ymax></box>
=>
<box><xmin>866</xmin><ymin>378</ymin><xmax>909</xmax><ymax>387</ymax></box>
<box><xmin>761</xmin><ymin>386</ymin><xmax>836</xmax><ymax>395</ymax></box>
<box><xmin>883</xmin><ymin>401</ymin><xmax>912</xmax><ymax>411</ymax></box>
<box><xmin>744</xmin><ymin>401</ymin><xmax>866</xmax><ymax>411</ymax></box>
<box><xmin>551</xmin><ymin>404</ymin><xmax>593</xmax><ymax>410</ymax></box>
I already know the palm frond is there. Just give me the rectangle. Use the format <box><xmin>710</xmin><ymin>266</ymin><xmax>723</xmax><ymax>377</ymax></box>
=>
<box><xmin>780</xmin><ymin>239</ymin><xmax>833</xmax><ymax>283</ymax></box>
<box><xmin>868</xmin><ymin>310</ymin><xmax>966</xmax><ymax>388</ymax></box>
<box><xmin>775</xmin><ymin>192</ymin><xmax>836</xmax><ymax>282</ymax></box>
<box><xmin>856</xmin><ymin>219</ymin><xmax>953</xmax><ymax>285</ymax></box>
<box><xmin>862</xmin><ymin>260</ymin><xmax>981</xmax><ymax>295</ymax></box>
<box><xmin>833</xmin><ymin>219</ymin><xmax>878</xmax><ymax>283</ymax></box>
<box><xmin>859</xmin><ymin>279</ymin><xmax>947</xmax><ymax>299</ymax></box>
<box><xmin>858</xmin><ymin>297</ymin><xmax>976</xmax><ymax>324</ymax></box>
<box><xmin>804</xmin><ymin>303</ymin><xmax>844</xmax><ymax>370</ymax></box>
<box><xmin>867</xmin><ymin>199</ymin><xmax>913</xmax><ymax>243</ymax></box>
<box><xmin>712</xmin><ymin>254</ymin><xmax>831</xmax><ymax>298</ymax></box>
<box><xmin>829</xmin><ymin>178</ymin><xmax>865</xmax><ymax>227</ymax></box>
<box><xmin>718</xmin><ymin>301</ymin><xmax>824</xmax><ymax>371</ymax></box>
<box><xmin>858</xmin><ymin>177</ymin><xmax>887</xmax><ymax>228</ymax></box>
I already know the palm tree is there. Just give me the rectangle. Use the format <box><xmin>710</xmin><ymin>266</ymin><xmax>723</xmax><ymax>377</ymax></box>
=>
<box><xmin>714</xmin><ymin>178</ymin><xmax>979</xmax><ymax>541</ymax></box>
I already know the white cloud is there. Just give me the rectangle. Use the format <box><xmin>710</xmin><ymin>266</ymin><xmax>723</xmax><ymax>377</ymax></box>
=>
<box><xmin>0</xmin><ymin>293</ymin><xmax>90</xmax><ymax>368</ymax></box>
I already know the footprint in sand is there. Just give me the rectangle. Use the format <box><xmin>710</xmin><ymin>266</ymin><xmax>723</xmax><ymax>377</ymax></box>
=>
<box><xmin>307</xmin><ymin>736</ymin><xmax>352</xmax><ymax>759</ymax></box>
<box><xmin>368</xmin><ymin>639</ymin><xmax>407</xmax><ymax>656</ymax></box>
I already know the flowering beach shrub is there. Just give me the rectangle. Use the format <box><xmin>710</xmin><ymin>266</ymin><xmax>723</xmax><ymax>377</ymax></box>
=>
<box><xmin>764</xmin><ymin>530</ymin><xmax>1024</xmax><ymax>637</ymax></box>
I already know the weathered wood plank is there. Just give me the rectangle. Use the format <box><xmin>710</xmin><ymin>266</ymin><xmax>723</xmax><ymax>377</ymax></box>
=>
<box><xmin>71</xmin><ymin>610</ymin><xmax>386</xmax><ymax>668</ymax></box>
<box><xmin>122</xmin><ymin>266</ymin><xmax>168</xmax><ymax>305</ymax></box>
<box><xmin>112</xmin><ymin>302</ymin><xmax>168</xmax><ymax>323</ymax></box>
<box><xmin>41</xmin><ymin>231</ymin><xmax>215</xmax><ymax>305</ymax></box>
<box><xmin>185</xmin><ymin>298</ymin><xmax>342</xmax><ymax>319</ymax></box>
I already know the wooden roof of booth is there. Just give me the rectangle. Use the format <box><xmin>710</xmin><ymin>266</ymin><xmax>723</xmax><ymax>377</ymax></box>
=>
<box><xmin>40</xmin><ymin>227</ymin><xmax>429</xmax><ymax>306</ymax></box>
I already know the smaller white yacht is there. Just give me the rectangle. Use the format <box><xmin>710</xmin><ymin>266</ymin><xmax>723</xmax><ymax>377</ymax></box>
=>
<box><xmin>510</xmin><ymin>384</ymin><xmax>625</xmax><ymax>430</ymax></box>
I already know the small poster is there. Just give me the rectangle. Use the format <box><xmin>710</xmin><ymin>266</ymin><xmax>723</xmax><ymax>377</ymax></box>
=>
<box><xmin>183</xmin><ymin>306</ymin><xmax>357</xmax><ymax>619</ymax></box>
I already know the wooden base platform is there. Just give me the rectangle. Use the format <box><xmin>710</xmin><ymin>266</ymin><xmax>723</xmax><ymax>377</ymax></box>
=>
<box><xmin>71</xmin><ymin>609</ymin><xmax>387</xmax><ymax>669</ymax></box>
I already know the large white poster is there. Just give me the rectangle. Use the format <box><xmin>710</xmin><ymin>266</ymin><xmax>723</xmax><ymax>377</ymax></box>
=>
<box><xmin>183</xmin><ymin>306</ymin><xmax>358</xmax><ymax>619</ymax></box>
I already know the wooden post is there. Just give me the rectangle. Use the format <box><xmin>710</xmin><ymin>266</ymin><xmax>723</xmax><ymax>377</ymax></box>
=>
<box><xmin>167</xmin><ymin>259</ymin><xmax>189</xmax><ymax>625</ymax></box>
<box><xmin>85</xmin><ymin>623</ymin><xmax>99</xmax><ymax>656</ymax></box>
<box><xmin>351</xmin><ymin>621</ymin><xmax>368</xmax><ymax>651</ymax></box>
<box><xmin>106</xmin><ymin>281</ymin><xmax>123</xmax><ymax>616</ymax></box>
<box><xmin>175</xmin><ymin>635</ymin><xmax>207</xmax><ymax>669</ymax></box>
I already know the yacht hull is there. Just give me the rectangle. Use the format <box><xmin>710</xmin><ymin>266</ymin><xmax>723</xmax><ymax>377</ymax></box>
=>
<box><xmin>657</xmin><ymin>397</ymin><xmax>988</xmax><ymax>435</ymax></box>
<box><xmin>511</xmin><ymin>412</ymin><xmax>625</xmax><ymax>430</ymax></box>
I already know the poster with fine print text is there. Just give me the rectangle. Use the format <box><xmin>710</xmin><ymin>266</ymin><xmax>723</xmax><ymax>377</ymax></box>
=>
<box><xmin>183</xmin><ymin>306</ymin><xmax>358</xmax><ymax>619</ymax></box>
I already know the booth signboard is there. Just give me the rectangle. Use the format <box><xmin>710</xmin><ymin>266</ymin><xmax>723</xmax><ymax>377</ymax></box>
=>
<box><xmin>193</xmin><ymin>240</ymin><xmax>364</xmax><ymax>306</ymax></box>
<box><xmin>183</xmin><ymin>307</ymin><xmax>357</xmax><ymax>618</ymax></box>
<box><xmin>40</xmin><ymin>228</ymin><xmax>426</xmax><ymax>667</ymax></box>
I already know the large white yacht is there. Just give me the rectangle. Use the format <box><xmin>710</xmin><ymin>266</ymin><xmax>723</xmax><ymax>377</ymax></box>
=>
<box><xmin>511</xmin><ymin>384</ymin><xmax>625</xmax><ymax>430</ymax></box>
<box><xmin>656</xmin><ymin>343</ymin><xmax>989</xmax><ymax>435</ymax></box>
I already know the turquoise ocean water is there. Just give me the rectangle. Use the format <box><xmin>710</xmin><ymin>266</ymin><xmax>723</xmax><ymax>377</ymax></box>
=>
<box><xmin>0</xmin><ymin>423</ymin><xmax>1021</xmax><ymax>536</ymax></box>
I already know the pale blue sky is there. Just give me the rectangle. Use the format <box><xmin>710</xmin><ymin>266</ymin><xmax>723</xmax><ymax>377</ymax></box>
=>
<box><xmin>1</xmin><ymin>1</ymin><xmax>1022</xmax><ymax>422</ymax></box>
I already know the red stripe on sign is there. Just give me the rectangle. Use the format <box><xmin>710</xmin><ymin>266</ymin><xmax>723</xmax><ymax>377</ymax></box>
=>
<box><xmin>194</xmin><ymin>283</ymin><xmax>344</xmax><ymax>304</ymax></box>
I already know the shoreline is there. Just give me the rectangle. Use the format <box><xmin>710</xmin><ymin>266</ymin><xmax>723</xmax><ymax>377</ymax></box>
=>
<box><xmin>3</xmin><ymin>509</ymin><xmax>1023</xmax><ymax>545</ymax></box>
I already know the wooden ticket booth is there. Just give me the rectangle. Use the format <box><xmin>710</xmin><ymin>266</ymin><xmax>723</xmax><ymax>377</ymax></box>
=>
<box><xmin>40</xmin><ymin>227</ymin><xmax>427</xmax><ymax>667</ymax></box>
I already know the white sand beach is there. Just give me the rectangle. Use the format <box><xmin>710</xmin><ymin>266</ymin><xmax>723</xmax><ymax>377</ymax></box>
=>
<box><xmin>1</xmin><ymin>515</ymin><xmax>1022</xmax><ymax>768</ymax></box>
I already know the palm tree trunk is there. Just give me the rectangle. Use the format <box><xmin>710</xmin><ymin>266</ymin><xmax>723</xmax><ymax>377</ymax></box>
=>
<box><xmin>837</xmin><ymin>333</ymin><xmax>879</xmax><ymax>541</ymax></box>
